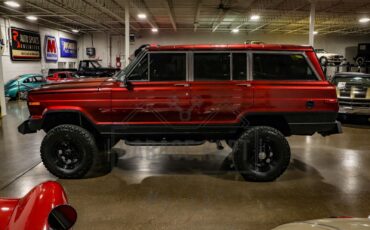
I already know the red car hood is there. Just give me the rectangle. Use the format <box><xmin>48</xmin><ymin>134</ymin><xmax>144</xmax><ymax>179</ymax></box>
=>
<box><xmin>0</xmin><ymin>181</ymin><xmax>69</xmax><ymax>230</ymax></box>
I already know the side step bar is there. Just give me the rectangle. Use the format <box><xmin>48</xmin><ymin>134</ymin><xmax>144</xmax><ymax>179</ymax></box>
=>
<box><xmin>125</xmin><ymin>140</ymin><xmax>206</xmax><ymax>146</ymax></box>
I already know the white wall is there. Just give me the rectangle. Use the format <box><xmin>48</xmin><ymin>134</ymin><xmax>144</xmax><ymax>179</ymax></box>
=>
<box><xmin>79</xmin><ymin>30</ymin><xmax>370</xmax><ymax>67</ymax></box>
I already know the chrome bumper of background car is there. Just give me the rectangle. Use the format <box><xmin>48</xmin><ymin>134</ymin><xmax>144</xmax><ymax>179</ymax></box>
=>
<box><xmin>339</xmin><ymin>106</ymin><xmax>370</xmax><ymax>116</ymax></box>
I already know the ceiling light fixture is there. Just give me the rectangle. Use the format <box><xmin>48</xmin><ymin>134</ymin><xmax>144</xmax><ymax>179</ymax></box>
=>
<box><xmin>26</xmin><ymin>15</ymin><xmax>38</xmax><ymax>21</ymax></box>
<box><xmin>151</xmin><ymin>28</ymin><xmax>158</xmax><ymax>33</ymax></box>
<box><xmin>231</xmin><ymin>28</ymin><xmax>239</xmax><ymax>33</ymax></box>
<box><xmin>4</xmin><ymin>1</ymin><xmax>20</xmax><ymax>8</ymax></box>
<box><xmin>250</xmin><ymin>15</ymin><xmax>260</xmax><ymax>21</ymax></box>
<box><xmin>359</xmin><ymin>17</ymin><xmax>370</xmax><ymax>23</ymax></box>
<box><xmin>138</xmin><ymin>13</ymin><xmax>147</xmax><ymax>19</ymax></box>
<box><xmin>313</xmin><ymin>31</ymin><xmax>318</xmax><ymax>35</ymax></box>
<box><xmin>72</xmin><ymin>29</ymin><xmax>79</xmax><ymax>33</ymax></box>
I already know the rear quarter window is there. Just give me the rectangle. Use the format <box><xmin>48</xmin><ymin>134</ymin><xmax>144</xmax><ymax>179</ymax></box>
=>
<box><xmin>253</xmin><ymin>53</ymin><xmax>318</xmax><ymax>81</ymax></box>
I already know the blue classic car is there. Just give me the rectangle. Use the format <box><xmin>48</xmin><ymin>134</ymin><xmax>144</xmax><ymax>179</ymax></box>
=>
<box><xmin>5</xmin><ymin>74</ymin><xmax>46</xmax><ymax>100</ymax></box>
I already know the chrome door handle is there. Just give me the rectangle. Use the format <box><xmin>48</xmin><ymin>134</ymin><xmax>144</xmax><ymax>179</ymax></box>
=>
<box><xmin>236</xmin><ymin>83</ymin><xmax>251</xmax><ymax>87</ymax></box>
<box><xmin>174</xmin><ymin>83</ymin><xmax>190</xmax><ymax>87</ymax></box>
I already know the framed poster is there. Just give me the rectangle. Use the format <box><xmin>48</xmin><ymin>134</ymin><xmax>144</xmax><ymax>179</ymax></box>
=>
<box><xmin>44</xmin><ymin>35</ymin><xmax>58</xmax><ymax>62</ymax></box>
<box><xmin>60</xmin><ymin>37</ymin><xmax>77</xmax><ymax>58</ymax></box>
<box><xmin>9</xmin><ymin>27</ymin><xmax>41</xmax><ymax>61</ymax></box>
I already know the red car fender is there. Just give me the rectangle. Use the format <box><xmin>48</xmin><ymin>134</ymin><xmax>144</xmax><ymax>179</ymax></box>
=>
<box><xmin>4</xmin><ymin>181</ymin><xmax>68</xmax><ymax>230</ymax></box>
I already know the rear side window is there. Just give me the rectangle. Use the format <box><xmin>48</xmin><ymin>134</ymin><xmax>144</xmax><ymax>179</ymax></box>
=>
<box><xmin>149</xmin><ymin>53</ymin><xmax>186</xmax><ymax>81</ymax></box>
<box><xmin>253</xmin><ymin>53</ymin><xmax>317</xmax><ymax>80</ymax></box>
<box><xmin>194</xmin><ymin>53</ymin><xmax>230</xmax><ymax>81</ymax></box>
<box><xmin>59</xmin><ymin>73</ymin><xmax>67</xmax><ymax>79</ymax></box>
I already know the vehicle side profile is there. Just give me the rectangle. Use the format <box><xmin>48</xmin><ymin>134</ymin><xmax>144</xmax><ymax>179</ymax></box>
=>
<box><xmin>18</xmin><ymin>44</ymin><xmax>342</xmax><ymax>181</ymax></box>
<box><xmin>331</xmin><ymin>72</ymin><xmax>370</xmax><ymax>117</ymax></box>
<box><xmin>314</xmin><ymin>48</ymin><xmax>345</xmax><ymax>66</ymax></box>
<box><xmin>46</xmin><ymin>71</ymin><xmax>79</xmax><ymax>82</ymax></box>
<box><xmin>5</xmin><ymin>74</ymin><xmax>46</xmax><ymax>100</ymax></box>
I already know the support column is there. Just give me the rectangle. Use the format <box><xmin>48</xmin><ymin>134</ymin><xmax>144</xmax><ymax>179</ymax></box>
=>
<box><xmin>308</xmin><ymin>0</ymin><xmax>316</xmax><ymax>47</ymax></box>
<box><xmin>125</xmin><ymin>0</ymin><xmax>130</xmax><ymax>67</ymax></box>
<box><xmin>0</xmin><ymin>57</ymin><xmax>6</xmax><ymax>117</ymax></box>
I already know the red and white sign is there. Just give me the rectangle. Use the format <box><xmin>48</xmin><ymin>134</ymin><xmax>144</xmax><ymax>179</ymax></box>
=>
<box><xmin>44</xmin><ymin>35</ymin><xmax>58</xmax><ymax>62</ymax></box>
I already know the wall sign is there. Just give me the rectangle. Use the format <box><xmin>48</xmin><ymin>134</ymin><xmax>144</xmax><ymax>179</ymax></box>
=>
<box><xmin>60</xmin><ymin>37</ymin><xmax>77</xmax><ymax>58</ymax></box>
<box><xmin>44</xmin><ymin>35</ymin><xmax>58</xmax><ymax>62</ymax></box>
<box><xmin>10</xmin><ymin>27</ymin><xmax>41</xmax><ymax>61</ymax></box>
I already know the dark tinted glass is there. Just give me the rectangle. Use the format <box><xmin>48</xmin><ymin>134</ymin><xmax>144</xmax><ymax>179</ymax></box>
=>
<box><xmin>233</xmin><ymin>53</ymin><xmax>247</xmax><ymax>80</ymax></box>
<box><xmin>59</xmin><ymin>74</ymin><xmax>67</xmax><ymax>79</ymax></box>
<box><xmin>253</xmin><ymin>53</ymin><xmax>317</xmax><ymax>80</ymax></box>
<box><xmin>194</xmin><ymin>53</ymin><xmax>230</xmax><ymax>81</ymax></box>
<box><xmin>130</xmin><ymin>54</ymin><xmax>148</xmax><ymax>81</ymax></box>
<box><xmin>149</xmin><ymin>53</ymin><xmax>186</xmax><ymax>81</ymax></box>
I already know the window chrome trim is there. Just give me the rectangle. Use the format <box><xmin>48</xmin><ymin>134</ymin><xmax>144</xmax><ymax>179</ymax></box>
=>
<box><xmin>250</xmin><ymin>50</ymin><xmax>321</xmax><ymax>81</ymax></box>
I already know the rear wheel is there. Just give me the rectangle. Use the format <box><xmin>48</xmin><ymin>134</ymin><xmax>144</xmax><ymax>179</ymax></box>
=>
<box><xmin>232</xmin><ymin>126</ymin><xmax>291</xmax><ymax>182</ymax></box>
<box><xmin>356</xmin><ymin>57</ymin><xmax>365</xmax><ymax>66</ymax></box>
<box><xmin>41</xmin><ymin>124</ymin><xmax>97</xmax><ymax>179</ymax></box>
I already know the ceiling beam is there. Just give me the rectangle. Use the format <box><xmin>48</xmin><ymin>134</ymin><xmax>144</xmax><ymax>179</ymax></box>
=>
<box><xmin>83</xmin><ymin>0</ymin><xmax>138</xmax><ymax>31</ymax></box>
<box><xmin>163</xmin><ymin>0</ymin><xmax>177</xmax><ymax>31</ymax></box>
<box><xmin>194</xmin><ymin>0</ymin><xmax>202</xmax><ymax>32</ymax></box>
<box><xmin>130</xmin><ymin>0</ymin><xmax>158</xmax><ymax>29</ymax></box>
<box><xmin>26</xmin><ymin>2</ymin><xmax>100</xmax><ymax>32</ymax></box>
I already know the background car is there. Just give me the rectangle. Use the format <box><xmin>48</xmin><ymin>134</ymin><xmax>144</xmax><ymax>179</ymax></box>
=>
<box><xmin>0</xmin><ymin>181</ymin><xmax>77</xmax><ymax>230</ymax></box>
<box><xmin>46</xmin><ymin>71</ymin><xmax>80</xmax><ymax>82</ymax></box>
<box><xmin>4</xmin><ymin>74</ymin><xmax>46</xmax><ymax>100</ymax></box>
<box><xmin>315</xmin><ymin>48</ymin><xmax>345</xmax><ymax>66</ymax></box>
<box><xmin>331</xmin><ymin>72</ymin><xmax>370</xmax><ymax>118</ymax></box>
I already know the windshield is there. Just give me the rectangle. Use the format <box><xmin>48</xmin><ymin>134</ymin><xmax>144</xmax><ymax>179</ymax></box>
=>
<box><xmin>332</xmin><ymin>75</ymin><xmax>370</xmax><ymax>86</ymax></box>
<box><xmin>90</xmin><ymin>61</ymin><xmax>102</xmax><ymax>68</ymax></box>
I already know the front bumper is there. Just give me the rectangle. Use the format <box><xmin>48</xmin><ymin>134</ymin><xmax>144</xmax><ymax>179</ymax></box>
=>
<box><xmin>18</xmin><ymin>119</ymin><xmax>42</xmax><ymax>134</ymax></box>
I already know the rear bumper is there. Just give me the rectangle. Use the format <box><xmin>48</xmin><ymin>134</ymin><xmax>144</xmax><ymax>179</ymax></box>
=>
<box><xmin>18</xmin><ymin>118</ymin><xmax>42</xmax><ymax>134</ymax></box>
<box><xmin>289</xmin><ymin>121</ymin><xmax>342</xmax><ymax>136</ymax></box>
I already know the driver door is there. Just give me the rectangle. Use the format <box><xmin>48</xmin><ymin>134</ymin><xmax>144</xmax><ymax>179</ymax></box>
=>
<box><xmin>111</xmin><ymin>52</ymin><xmax>191</xmax><ymax>127</ymax></box>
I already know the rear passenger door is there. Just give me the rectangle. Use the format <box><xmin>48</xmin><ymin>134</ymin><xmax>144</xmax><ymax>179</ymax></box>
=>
<box><xmin>188</xmin><ymin>52</ymin><xmax>253</xmax><ymax>124</ymax></box>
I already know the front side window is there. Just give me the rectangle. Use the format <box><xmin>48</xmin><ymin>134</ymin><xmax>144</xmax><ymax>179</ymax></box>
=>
<box><xmin>149</xmin><ymin>53</ymin><xmax>186</xmax><ymax>81</ymax></box>
<box><xmin>129</xmin><ymin>54</ymin><xmax>148</xmax><ymax>81</ymax></box>
<box><xmin>253</xmin><ymin>53</ymin><xmax>317</xmax><ymax>80</ymax></box>
<box><xmin>194</xmin><ymin>53</ymin><xmax>230</xmax><ymax>81</ymax></box>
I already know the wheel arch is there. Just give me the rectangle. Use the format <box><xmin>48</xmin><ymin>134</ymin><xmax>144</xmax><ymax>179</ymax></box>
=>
<box><xmin>239</xmin><ymin>114</ymin><xmax>291</xmax><ymax>136</ymax></box>
<box><xmin>41</xmin><ymin>110</ymin><xmax>99</xmax><ymax>136</ymax></box>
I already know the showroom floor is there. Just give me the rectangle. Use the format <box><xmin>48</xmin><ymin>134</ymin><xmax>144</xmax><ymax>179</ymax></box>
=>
<box><xmin>0</xmin><ymin>101</ymin><xmax>369</xmax><ymax>230</ymax></box>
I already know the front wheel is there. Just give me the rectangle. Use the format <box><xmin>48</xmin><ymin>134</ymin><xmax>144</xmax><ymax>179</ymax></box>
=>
<box><xmin>41</xmin><ymin>124</ymin><xmax>97</xmax><ymax>179</ymax></box>
<box><xmin>232</xmin><ymin>126</ymin><xmax>291</xmax><ymax>182</ymax></box>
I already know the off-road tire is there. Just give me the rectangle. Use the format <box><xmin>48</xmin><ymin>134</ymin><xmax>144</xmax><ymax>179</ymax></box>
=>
<box><xmin>41</xmin><ymin>124</ymin><xmax>97</xmax><ymax>179</ymax></box>
<box><xmin>232</xmin><ymin>126</ymin><xmax>291</xmax><ymax>182</ymax></box>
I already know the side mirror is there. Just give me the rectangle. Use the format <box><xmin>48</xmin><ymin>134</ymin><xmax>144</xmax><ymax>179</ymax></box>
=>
<box><xmin>120</xmin><ymin>77</ymin><xmax>133</xmax><ymax>90</ymax></box>
<box><xmin>48</xmin><ymin>205</ymin><xmax>77</xmax><ymax>230</ymax></box>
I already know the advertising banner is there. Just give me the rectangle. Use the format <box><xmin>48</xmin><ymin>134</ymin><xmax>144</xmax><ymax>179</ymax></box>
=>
<box><xmin>60</xmin><ymin>37</ymin><xmax>77</xmax><ymax>58</ymax></box>
<box><xmin>44</xmin><ymin>35</ymin><xmax>58</xmax><ymax>62</ymax></box>
<box><xmin>10</xmin><ymin>27</ymin><xmax>41</xmax><ymax>61</ymax></box>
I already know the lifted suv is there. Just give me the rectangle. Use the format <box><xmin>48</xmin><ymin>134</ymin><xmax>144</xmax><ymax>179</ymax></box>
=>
<box><xmin>18</xmin><ymin>44</ymin><xmax>342</xmax><ymax>181</ymax></box>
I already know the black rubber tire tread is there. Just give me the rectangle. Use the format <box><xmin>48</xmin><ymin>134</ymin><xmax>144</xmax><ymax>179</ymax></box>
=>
<box><xmin>41</xmin><ymin>124</ymin><xmax>97</xmax><ymax>179</ymax></box>
<box><xmin>232</xmin><ymin>126</ymin><xmax>291</xmax><ymax>182</ymax></box>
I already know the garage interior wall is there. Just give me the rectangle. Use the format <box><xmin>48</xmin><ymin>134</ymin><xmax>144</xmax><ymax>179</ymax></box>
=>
<box><xmin>79</xmin><ymin>31</ymin><xmax>370</xmax><ymax>67</ymax></box>
<box><xmin>0</xmin><ymin>18</ymin><xmax>79</xmax><ymax>83</ymax></box>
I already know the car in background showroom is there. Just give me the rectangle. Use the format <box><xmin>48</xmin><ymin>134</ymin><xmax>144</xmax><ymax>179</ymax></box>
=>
<box><xmin>0</xmin><ymin>181</ymin><xmax>77</xmax><ymax>230</ymax></box>
<box><xmin>4</xmin><ymin>74</ymin><xmax>46</xmax><ymax>100</ymax></box>
<box><xmin>315</xmin><ymin>49</ymin><xmax>345</xmax><ymax>66</ymax></box>
<box><xmin>273</xmin><ymin>217</ymin><xmax>370</xmax><ymax>229</ymax></box>
<box><xmin>354</xmin><ymin>43</ymin><xmax>370</xmax><ymax>66</ymax></box>
<box><xmin>331</xmin><ymin>72</ymin><xmax>370</xmax><ymax>118</ymax></box>
<box><xmin>46</xmin><ymin>71</ymin><xmax>80</xmax><ymax>82</ymax></box>
<box><xmin>18</xmin><ymin>44</ymin><xmax>341</xmax><ymax>181</ymax></box>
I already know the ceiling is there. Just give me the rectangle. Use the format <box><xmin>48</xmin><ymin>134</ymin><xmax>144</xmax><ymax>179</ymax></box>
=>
<box><xmin>1</xmin><ymin>0</ymin><xmax>370</xmax><ymax>35</ymax></box>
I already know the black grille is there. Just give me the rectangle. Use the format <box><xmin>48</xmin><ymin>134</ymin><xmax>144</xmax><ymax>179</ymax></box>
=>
<box><xmin>339</xmin><ymin>98</ymin><xmax>370</xmax><ymax>108</ymax></box>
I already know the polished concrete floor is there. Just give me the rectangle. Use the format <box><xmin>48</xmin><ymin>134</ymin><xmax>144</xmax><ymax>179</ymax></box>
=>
<box><xmin>0</xmin><ymin>101</ymin><xmax>369</xmax><ymax>229</ymax></box>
